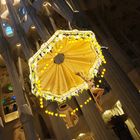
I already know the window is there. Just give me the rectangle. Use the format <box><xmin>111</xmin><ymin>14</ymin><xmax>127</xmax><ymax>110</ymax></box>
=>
<box><xmin>18</xmin><ymin>7</ymin><xmax>27</xmax><ymax>22</ymax></box>
<box><xmin>1</xmin><ymin>21</ymin><xmax>14</xmax><ymax>37</ymax></box>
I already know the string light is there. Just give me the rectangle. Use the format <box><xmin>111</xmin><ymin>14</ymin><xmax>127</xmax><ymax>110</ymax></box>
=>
<box><xmin>39</xmin><ymin>98</ymin><xmax>44</xmax><ymax>108</ymax></box>
<box><xmin>44</xmin><ymin>97</ymin><xmax>92</xmax><ymax>118</ymax></box>
<box><xmin>101</xmin><ymin>71</ymin><xmax>105</xmax><ymax>75</ymax></box>
<box><xmin>40</xmin><ymin>105</ymin><xmax>43</xmax><ymax>108</ymax></box>
<box><xmin>96</xmin><ymin>85</ymin><xmax>99</xmax><ymax>88</ymax></box>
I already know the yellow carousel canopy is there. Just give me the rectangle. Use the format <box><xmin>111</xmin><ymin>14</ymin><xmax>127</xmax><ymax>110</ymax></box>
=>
<box><xmin>29</xmin><ymin>30</ymin><xmax>105</xmax><ymax>102</ymax></box>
